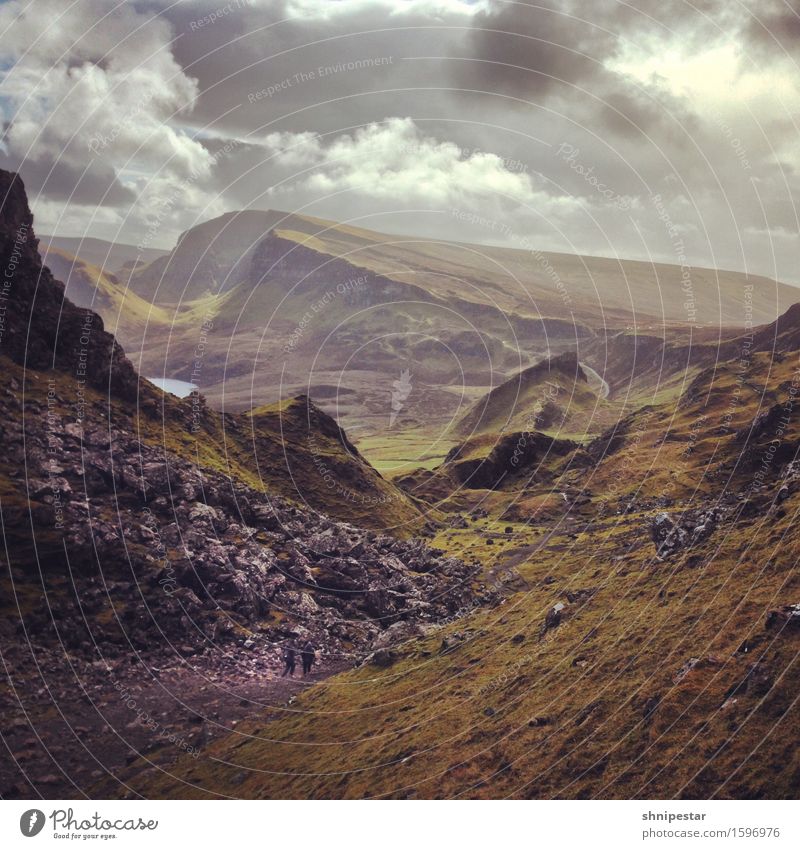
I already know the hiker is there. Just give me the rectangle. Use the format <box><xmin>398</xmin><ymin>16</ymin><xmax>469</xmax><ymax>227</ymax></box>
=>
<box><xmin>281</xmin><ymin>646</ymin><xmax>296</xmax><ymax>677</ymax></box>
<box><xmin>301</xmin><ymin>641</ymin><xmax>316</xmax><ymax>676</ymax></box>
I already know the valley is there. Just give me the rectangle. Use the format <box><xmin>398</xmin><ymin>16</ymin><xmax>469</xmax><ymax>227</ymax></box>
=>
<box><xmin>45</xmin><ymin>205</ymin><xmax>797</xmax><ymax>473</ymax></box>
<box><xmin>3</xmin><ymin>169</ymin><xmax>800</xmax><ymax>800</ymax></box>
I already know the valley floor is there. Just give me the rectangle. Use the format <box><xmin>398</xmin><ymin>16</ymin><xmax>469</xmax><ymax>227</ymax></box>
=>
<box><xmin>14</xmin><ymin>496</ymin><xmax>794</xmax><ymax>801</ymax></box>
<box><xmin>0</xmin><ymin>639</ymin><xmax>347</xmax><ymax>799</ymax></box>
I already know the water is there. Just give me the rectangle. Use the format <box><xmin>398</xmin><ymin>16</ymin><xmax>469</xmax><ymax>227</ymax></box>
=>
<box><xmin>145</xmin><ymin>377</ymin><xmax>198</xmax><ymax>398</ymax></box>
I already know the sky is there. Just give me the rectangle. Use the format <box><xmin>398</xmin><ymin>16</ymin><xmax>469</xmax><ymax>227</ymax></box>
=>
<box><xmin>1</xmin><ymin>0</ymin><xmax>799</xmax><ymax>282</ymax></box>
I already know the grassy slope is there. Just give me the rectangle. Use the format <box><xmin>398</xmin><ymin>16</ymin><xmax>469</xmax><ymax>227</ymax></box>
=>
<box><xmin>456</xmin><ymin>353</ymin><xmax>619</xmax><ymax>440</ymax></box>
<box><xmin>269</xmin><ymin>219</ymin><xmax>795</xmax><ymax>327</ymax></box>
<box><xmin>111</xmin><ymin>346</ymin><xmax>800</xmax><ymax>799</ymax></box>
<box><xmin>0</xmin><ymin>357</ymin><xmax>425</xmax><ymax>537</ymax></box>
<box><xmin>40</xmin><ymin>247</ymin><xmax>230</xmax><ymax>370</ymax></box>
<box><xmin>39</xmin><ymin>235</ymin><xmax>167</xmax><ymax>273</ymax></box>
<box><xmin>244</xmin><ymin>396</ymin><xmax>431</xmax><ymax>533</ymax></box>
<box><xmin>115</xmin><ymin>500</ymin><xmax>800</xmax><ymax>799</ymax></box>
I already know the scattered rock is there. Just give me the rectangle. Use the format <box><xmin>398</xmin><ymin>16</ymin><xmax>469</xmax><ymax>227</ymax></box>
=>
<box><xmin>765</xmin><ymin>604</ymin><xmax>800</xmax><ymax>633</ymax></box>
<box><xmin>539</xmin><ymin>602</ymin><xmax>565</xmax><ymax>638</ymax></box>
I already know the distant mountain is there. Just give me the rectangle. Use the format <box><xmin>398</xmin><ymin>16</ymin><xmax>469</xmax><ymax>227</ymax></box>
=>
<box><xmin>130</xmin><ymin>208</ymin><xmax>797</xmax><ymax>326</ymax></box>
<box><xmin>127</xmin><ymin>210</ymin><xmax>312</xmax><ymax>302</ymax></box>
<box><xmin>116</xmin><ymin>209</ymin><xmax>800</xmax><ymax>446</ymax></box>
<box><xmin>41</xmin><ymin>246</ymin><xmax>176</xmax><ymax>340</ymax></box>
<box><xmin>40</xmin><ymin>234</ymin><xmax>167</xmax><ymax>276</ymax></box>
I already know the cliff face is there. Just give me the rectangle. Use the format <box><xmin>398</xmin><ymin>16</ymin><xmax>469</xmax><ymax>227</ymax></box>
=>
<box><xmin>0</xmin><ymin>170</ymin><xmax>138</xmax><ymax>400</ymax></box>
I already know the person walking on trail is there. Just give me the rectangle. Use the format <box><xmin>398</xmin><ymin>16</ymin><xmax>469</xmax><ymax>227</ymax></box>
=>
<box><xmin>301</xmin><ymin>641</ymin><xmax>316</xmax><ymax>676</ymax></box>
<box><xmin>281</xmin><ymin>646</ymin><xmax>296</xmax><ymax>677</ymax></box>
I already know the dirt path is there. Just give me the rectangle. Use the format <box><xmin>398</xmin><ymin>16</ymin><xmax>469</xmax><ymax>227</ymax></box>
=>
<box><xmin>0</xmin><ymin>641</ymin><xmax>349</xmax><ymax>799</ymax></box>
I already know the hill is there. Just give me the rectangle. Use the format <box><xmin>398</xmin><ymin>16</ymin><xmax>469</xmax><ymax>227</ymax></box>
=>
<box><xmin>456</xmin><ymin>351</ymin><xmax>617</xmax><ymax>439</ymax></box>
<box><xmin>108</xmin><ymin>299</ymin><xmax>800</xmax><ymax>800</ymax></box>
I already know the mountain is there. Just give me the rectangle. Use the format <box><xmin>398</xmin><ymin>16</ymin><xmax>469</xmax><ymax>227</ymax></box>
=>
<box><xmin>116</xmin><ymin>208</ymin><xmax>799</xmax><ymax>454</ymax></box>
<box><xmin>0</xmin><ymin>172</ymin><xmax>139</xmax><ymax>400</ymax></box>
<box><xmin>127</xmin><ymin>210</ymin><xmax>312</xmax><ymax>302</ymax></box>
<box><xmin>5</xmin><ymin>169</ymin><xmax>800</xmax><ymax>802</ymax></box>
<box><xmin>131</xmin><ymin>208</ymin><xmax>796</xmax><ymax>326</ymax></box>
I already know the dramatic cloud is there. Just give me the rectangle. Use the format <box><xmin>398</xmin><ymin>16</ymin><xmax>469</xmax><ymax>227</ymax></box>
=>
<box><xmin>262</xmin><ymin>117</ymin><xmax>545</xmax><ymax>205</ymax></box>
<box><xmin>0</xmin><ymin>0</ymin><xmax>211</xmax><ymax>236</ymax></box>
<box><xmin>0</xmin><ymin>0</ymin><xmax>797</xmax><ymax>281</ymax></box>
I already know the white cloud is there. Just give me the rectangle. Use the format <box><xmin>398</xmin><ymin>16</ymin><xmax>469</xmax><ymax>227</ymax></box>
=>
<box><xmin>0</xmin><ymin>0</ymin><xmax>212</xmax><ymax>218</ymax></box>
<box><xmin>284</xmin><ymin>0</ymin><xmax>488</xmax><ymax>20</ymax></box>
<box><xmin>263</xmin><ymin>117</ymin><xmax>554</xmax><ymax>210</ymax></box>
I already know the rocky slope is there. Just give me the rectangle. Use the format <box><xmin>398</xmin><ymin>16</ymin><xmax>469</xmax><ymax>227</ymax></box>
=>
<box><xmin>0</xmin><ymin>170</ymin><xmax>496</xmax><ymax>796</ymax></box>
<box><xmin>0</xmin><ymin>169</ymin><xmax>485</xmax><ymax>649</ymax></box>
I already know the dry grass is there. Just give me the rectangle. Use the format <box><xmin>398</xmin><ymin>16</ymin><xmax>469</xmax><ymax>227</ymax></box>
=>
<box><xmin>106</xmin><ymin>345</ymin><xmax>800</xmax><ymax>799</ymax></box>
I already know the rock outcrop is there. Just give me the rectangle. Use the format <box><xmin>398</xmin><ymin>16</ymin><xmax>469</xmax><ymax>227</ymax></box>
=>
<box><xmin>0</xmin><ymin>171</ymin><xmax>138</xmax><ymax>400</ymax></box>
<box><xmin>650</xmin><ymin>506</ymin><xmax>724</xmax><ymax>559</ymax></box>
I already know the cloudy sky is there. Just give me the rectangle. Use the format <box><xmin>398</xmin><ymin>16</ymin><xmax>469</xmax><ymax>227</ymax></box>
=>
<box><xmin>1</xmin><ymin>0</ymin><xmax>799</xmax><ymax>282</ymax></box>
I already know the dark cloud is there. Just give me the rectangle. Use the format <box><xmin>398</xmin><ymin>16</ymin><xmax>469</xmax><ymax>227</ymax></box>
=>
<box><xmin>454</xmin><ymin>0</ymin><xmax>716</xmax><ymax>138</ymax></box>
<box><xmin>743</xmin><ymin>0</ymin><xmax>800</xmax><ymax>52</ymax></box>
<box><xmin>0</xmin><ymin>0</ymin><xmax>797</xmax><ymax>282</ymax></box>
<box><xmin>457</xmin><ymin>1</ymin><xmax>618</xmax><ymax>98</ymax></box>
<box><xmin>0</xmin><ymin>153</ymin><xmax>135</xmax><ymax>207</ymax></box>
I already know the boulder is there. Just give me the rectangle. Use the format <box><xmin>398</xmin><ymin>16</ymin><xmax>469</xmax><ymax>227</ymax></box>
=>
<box><xmin>765</xmin><ymin>604</ymin><xmax>800</xmax><ymax>633</ymax></box>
